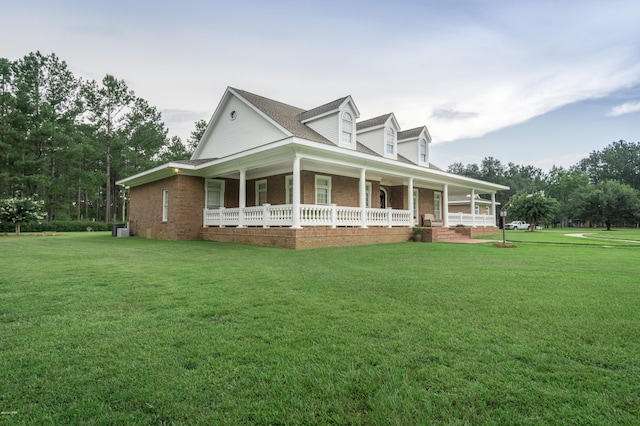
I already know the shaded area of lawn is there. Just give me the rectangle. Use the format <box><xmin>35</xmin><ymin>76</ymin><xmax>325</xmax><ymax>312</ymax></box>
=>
<box><xmin>1</xmin><ymin>233</ymin><xmax>639</xmax><ymax>424</ymax></box>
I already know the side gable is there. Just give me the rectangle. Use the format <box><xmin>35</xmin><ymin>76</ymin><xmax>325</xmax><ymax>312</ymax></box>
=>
<box><xmin>192</xmin><ymin>88</ymin><xmax>292</xmax><ymax>160</ymax></box>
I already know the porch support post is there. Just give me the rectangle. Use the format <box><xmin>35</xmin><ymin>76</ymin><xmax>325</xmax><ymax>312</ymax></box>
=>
<box><xmin>291</xmin><ymin>155</ymin><xmax>302</xmax><ymax>229</ymax></box>
<box><xmin>491</xmin><ymin>193</ymin><xmax>497</xmax><ymax>226</ymax></box>
<box><xmin>359</xmin><ymin>168</ymin><xmax>368</xmax><ymax>228</ymax></box>
<box><xmin>238</xmin><ymin>168</ymin><xmax>246</xmax><ymax>228</ymax></box>
<box><xmin>470</xmin><ymin>189</ymin><xmax>476</xmax><ymax>227</ymax></box>
<box><xmin>443</xmin><ymin>184</ymin><xmax>450</xmax><ymax>227</ymax></box>
<box><xmin>407</xmin><ymin>177</ymin><xmax>414</xmax><ymax>226</ymax></box>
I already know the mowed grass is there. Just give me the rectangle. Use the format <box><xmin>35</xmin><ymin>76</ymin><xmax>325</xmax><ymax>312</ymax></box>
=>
<box><xmin>1</xmin><ymin>232</ymin><xmax>639</xmax><ymax>424</ymax></box>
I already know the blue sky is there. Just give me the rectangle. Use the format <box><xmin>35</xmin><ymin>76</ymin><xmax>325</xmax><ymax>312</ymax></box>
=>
<box><xmin>3</xmin><ymin>0</ymin><xmax>639</xmax><ymax>170</ymax></box>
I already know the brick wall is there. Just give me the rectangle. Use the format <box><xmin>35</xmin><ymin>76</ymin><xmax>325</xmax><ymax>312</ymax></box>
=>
<box><xmin>201</xmin><ymin>226</ymin><xmax>414</xmax><ymax>249</ymax></box>
<box><xmin>129</xmin><ymin>175</ymin><xmax>204</xmax><ymax>240</ymax></box>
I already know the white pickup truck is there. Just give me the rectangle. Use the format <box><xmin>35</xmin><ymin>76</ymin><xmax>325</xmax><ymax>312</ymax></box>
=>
<box><xmin>505</xmin><ymin>221</ymin><xmax>530</xmax><ymax>230</ymax></box>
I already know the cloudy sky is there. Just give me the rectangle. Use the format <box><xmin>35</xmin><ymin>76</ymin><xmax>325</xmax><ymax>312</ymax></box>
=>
<box><xmin>3</xmin><ymin>0</ymin><xmax>639</xmax><ymax>170</ymax></box>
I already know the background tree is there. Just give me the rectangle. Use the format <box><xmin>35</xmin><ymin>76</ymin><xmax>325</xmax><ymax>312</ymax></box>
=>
<box><xmin>0</xmin><ymin>196</ymin><xmax>45</xmax><ymax>235</ymax></box>
<box><xmin>576</xmin><ymin>180</ymin><xmax>639</xmax><ymax>230</ymax></box>
<box><xmin>577</xmin><ymin>140</ymin><xmax>640</xmax><ymax>189</ymax></box>
<box><xmin>506</xmin><ymin>191</ymin><xmax>559</xmax><ymax>231</ymax></box>
<box><xmin>545</xmin><ymin>166</ymin><xmax>590</xmax><ymax>227</ymax></box>
<box><xmin>83</xmin><ymin>75</ymin><xmax>135</xmax><ymax>222</ymax></box>
<box><xmin>186</xmin><ymin>119</ymin><xmax>207</xmax><ymax>154</ymax></box>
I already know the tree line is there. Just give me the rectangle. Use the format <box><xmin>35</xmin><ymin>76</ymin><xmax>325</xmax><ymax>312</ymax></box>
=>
<box><xmin>448</xmin><ymin>140</ymin><xmax>640</xmax><ymax>229</ymax></box>
<box><xmin>0</xmin><ymin>52</ymin><xmax>207</xmax><ymax>223</ymax></box>
<box><xmin>2</xmin><ymin>52</ymin><xmax>638</xmax><ymax>229</ymax></box>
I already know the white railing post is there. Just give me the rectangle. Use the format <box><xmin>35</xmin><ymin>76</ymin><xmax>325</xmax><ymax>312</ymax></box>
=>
<box><xmin>219</xmin><ymin>207</ymin><xmax>225</xmax><ymax>227</ymax></box>
<box><xmin>263</xmin><ymin>204</ymin><xmax>270</xmax><ymax>228</ymax></box>
<box><xmin>443</xmin><ymin>184</ymin><xmax>449</xmax><ymax>227</ymax></box>
<box><xmin>291</xmin><ymin>156</ymin><xmax>302</xmax><ymax>229</ymax></box>
<box><xmin>387</xmin><ymin>208</ymin><xmax>393</xmax><ymax>228</ymax></box>
<box><xmin>331</xmin><ymin>204</ymin><xmax>337</xmax><ymax>228</ymax></box>
<box><xmin>238</xmin><ymin>168</ymin><xmax>246</xmax><ymax>228</ymax></box>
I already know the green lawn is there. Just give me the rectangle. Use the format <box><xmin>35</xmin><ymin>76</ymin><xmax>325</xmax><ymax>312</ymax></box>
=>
<box><xmin>1</xmin><ymin>231</ymin><xmax>639</xmax><ymax>424</ymax></box>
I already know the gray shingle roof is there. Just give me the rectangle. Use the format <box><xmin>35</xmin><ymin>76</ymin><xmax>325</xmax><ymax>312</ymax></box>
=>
<box><xmin>298</xmin><ymin>97</ymin><xmax>348</xmax><ymax>122</ymax></box>
<box><xmin>174</xmin><ymin>158</ymin><xmax>218</xmax><ymax>166</ymax></box>
<box><xmin>231</xmin><ymin>88</ymin><xmax>335</xmax><ymax>146</ymax></box>
<box><xmin>398</xmin><ymin>126</ymin><xmax>424</xmax><ymax>140</ymax></box>
<box><xmin>355</xmin><ymin>142</ymin><xmax>380</xmax><ymax>156</ymax></box>
<box><xmin>357</xmin><ymin>113</ymin><xmax>392</xmax><ymax>130</ymax></box>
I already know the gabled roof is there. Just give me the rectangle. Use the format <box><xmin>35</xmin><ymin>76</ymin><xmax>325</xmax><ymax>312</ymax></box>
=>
<box><xmin>398</xmin><ymin>126</ymin><xmax>432</xmax><ymax>142</ymax></box>
<box><xmin>357</xmin><ymin>112</ymin><xmax>400</xmax><ymax>132</ymax></box>
<box><xmin>230</xmin><ymin>88</ymin><xmax>334</xmax><ymax>146</ymax></box>
<box><xmin>298</xmin><ymin>97</ymin><xmax>348</xmax><ymax>122</ymax></box>
<box><xmin>357</xmin><ymin>113</ymin><xmax>392</xmax><ymax>131</ymax></box>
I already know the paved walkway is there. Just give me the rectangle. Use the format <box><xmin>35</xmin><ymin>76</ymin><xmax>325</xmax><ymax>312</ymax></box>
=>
<box><xmin>564</xmin><ymin>233</ymin><xmax>640</xmax><ymax>244</ymax></box>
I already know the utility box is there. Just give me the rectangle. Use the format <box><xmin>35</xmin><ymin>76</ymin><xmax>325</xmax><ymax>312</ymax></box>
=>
<box><xmin>117</xmin><ymin>227</ymin><xmax>130</xmax><ymax>238</ymax></box>
<box><xmin>111</xmin><ymin>223</ymin><xmax>126</xmax><ymax>236</ymax></box>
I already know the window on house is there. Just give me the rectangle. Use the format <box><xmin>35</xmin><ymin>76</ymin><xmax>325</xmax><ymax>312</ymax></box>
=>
<box><xmin>315</xmin><ymin>175</ymin><xmax>331</xmax><ymax>205</ymax></box>
<box><xmin>386</xmin><ymin>128</ymin><xmax>395</xmax><ymax>155</ymax></box>
<box><xmin>341</xmin><ymin>112</ymin><xmax>353</xmax><ymax>145</ymax></box>
<box><xmin>485</xmin><ymin>206</ymin><xmax>490</xmax><ymax>215</ymax></box>
<box><xmin>419</xmin><ymin>138</ymin><xmax>427</xmax><ymax>164</ymax></box>
<box><xmin>285</xmin><ymin>176</ymin><xmax>293</xmax><ymax>204</ymax></box>
<box><xmin>162</xmin><ymin>189</ymin><xmax>169</xmax><ymax>222</ymax></box>
<box><xmin>475</xmin><ymin>205</ymin><xmax>480</xmax><ymax>215</ymax></box>
<box><xmin>205</xmin><ymin>179</ymin><xmax>225</xmax><ymax>209</ymax></box>
<box><xmin>434</xmin><ymin>192</ymin><xmax>442</xmax><ymax>220</ymax></box>
<box><xmin>365</xmin><ymin>182</ymin><xmax>372</xmax><ymax>208</ymax></box>
<box><xmin>255</xmin><ymin>180</ymin><xmax>267</xmax><ymax>206</ymax></box>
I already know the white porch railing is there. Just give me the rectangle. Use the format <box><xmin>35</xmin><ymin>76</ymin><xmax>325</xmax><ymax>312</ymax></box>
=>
<box><xmin>204</xmin><ymin>204</ymin><xmax>413</xmax><ymax>228</ymax></box>
<box><xmin>447</xmin><ymin>212</ymin><xmax>496</xmax><ymax>227</ymax></box>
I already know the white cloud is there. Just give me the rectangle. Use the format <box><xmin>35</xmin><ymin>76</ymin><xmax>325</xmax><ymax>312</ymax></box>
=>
<box><xmin>606</xmin><ymin>101</ymin><xmax>640</xmax><ymax>116</ymax></box>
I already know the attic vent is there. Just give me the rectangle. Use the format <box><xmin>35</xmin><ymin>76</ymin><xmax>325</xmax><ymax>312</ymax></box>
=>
<box><xmin>230</xmin><ymin>110</ymin><xmax>237</xmax><ymax>120</ymax></box>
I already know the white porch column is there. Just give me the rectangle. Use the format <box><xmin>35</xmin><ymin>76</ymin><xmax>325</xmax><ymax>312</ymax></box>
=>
<box><xmin>407</xmin><ymin>177</ymin><xmax>414</xmax><ymax>226</ymax></box>
<box><xmin>491</xmin><ymin>193</ymin><xmax>497</xmax><ymax>226</ymax></box>
<box><xmin>238</xmin><ymin>168</ymin><xmax>246</xmax><ymax>228</ymax></box>
<box><xmin>470</xmin><ymin>189</ymin><xmax>476</xmax><ymax>227</ymax></box>
<box><xmin>291</xmin><ymin>155</ymin><xmax>302</xmax><ymax>229</ymax></box>
<box><xmin>443</xmin><ymin>184</ymin><xmax>449</xmax><ymax>227</ymax></box>
<box><xmin>359</xmin><ymin>168</ymin><xmax>368</xmax><ymax>228</ymax></box>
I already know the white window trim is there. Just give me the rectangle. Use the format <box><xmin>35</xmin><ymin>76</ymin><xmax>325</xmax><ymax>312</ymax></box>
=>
<box><xmin>475</xmin><ymin>205</ymin><xmax>480</xmax><ymax>215</ymax></box>
<box><xmin>285</xmin><ymin>175</ymin><xmax>293</xmax><ymax>205</ymax></box>
<box><xmin>434</xmin><ymin>192</ymin><xmax>442</xmax><ymax>220</ymax></box>
<box><xmin>485</xmin><ymin>206</ymin><xmax>490</xmax><ymax>215</ymax></box>
<box><xmin>365</xmin><ymin>182</ymin><xmax>372</xmax><ymax>208</ymax></box>
<box><xmin>255</xmin><ymin>179</ymin><xmax>267</xmax><ymax>206</ymax></box>
<box><xmin>340</xmin><ymin>111</ymin><xmax>354</xmax><ymax>146</ymax></box>
<box><xmin>385</xmin><ymin>127</ymin><xmax>395</xmax><ymax>157</ymax></box>
<box><xmin>162</xmin><ymin>189</ymin><xmax>169</xmax><ymax>222</ymax></box>
<box><xmin>419</xmin><ymin>138</ymin><xmax>427</xmax><ymax>164</ymax></box>
<box><xmin>315</xmin><ymin>175</ymin><xmax>332</xmax><ymax>205</ymax></box>
<box><xmin>205</xmin><ymin>179</ymin><xmax>225</xmax><ymax>209</ymax></box>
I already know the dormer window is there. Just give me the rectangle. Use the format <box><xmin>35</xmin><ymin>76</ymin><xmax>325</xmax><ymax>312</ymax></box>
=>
<box><xmin>419</xmin><ymin>138</ymin><xmax>427</xmax><ymax>164</ymax></box>
<box><xmin>341</xmin><ymin>112</ymin><xmax>353</xmax><ymax>145</ymax></box>
<box><xmin>386</xmin><ymin>128</ymin><xmax>395</xmax><ymax>155</ymax></box>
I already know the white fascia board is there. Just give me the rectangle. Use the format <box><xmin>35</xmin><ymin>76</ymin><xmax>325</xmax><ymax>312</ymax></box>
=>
<box><xmin>191</xmin><ymin>87</ymin><xmax>294</xmax><ymax>160</ymax></box>
<box><xmin>289</xmin><ymin>138</ymin><xmax>509</xmax><ymax>192</ymax></box>
<box><xmin>116</xmin><ymin>161</ymin><xmax>200</xmax><ymax>187</ymax></box>
<box><xmin>386</xmin><ymin>113</ymin><xmax>401</xmax><ymax>131</ymax></box>
<box><xmin>227</xmin><ymin>87</ymin><xmax>294</xmax><ymax>137</ymax></box>
<box><xmin>341</xmin><ymin>96</ymin><xmax>360</xmax><ymax>118</ymax></box>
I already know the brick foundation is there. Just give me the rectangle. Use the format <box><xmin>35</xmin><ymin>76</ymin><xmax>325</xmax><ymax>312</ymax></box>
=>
<box><xmin>201</xmin><ymin>227</ymin><xmax>413</xmax><ymax>249</ymax></box>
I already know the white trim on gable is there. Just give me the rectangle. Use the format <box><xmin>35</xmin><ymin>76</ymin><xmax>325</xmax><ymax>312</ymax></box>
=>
<box><xmin>191</xmin><ymin>87</ymin><xmax>292</xmax><ymax>160</ymax></box>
